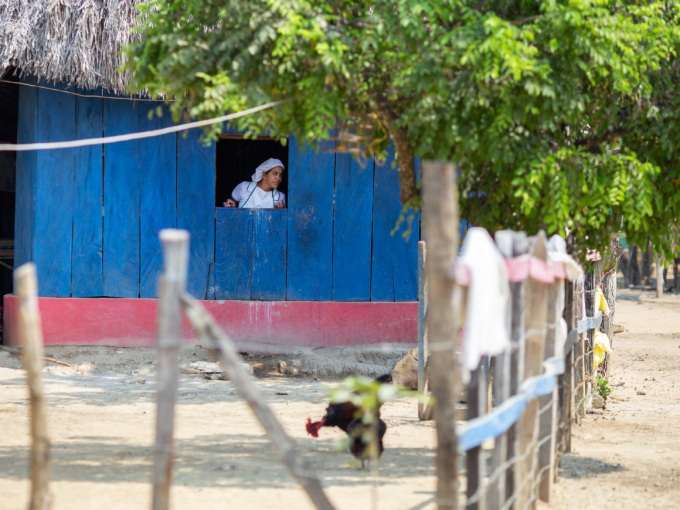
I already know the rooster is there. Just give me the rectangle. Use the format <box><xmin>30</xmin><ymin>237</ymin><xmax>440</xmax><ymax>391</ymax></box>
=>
<box><xmin>306</xmin><ymin>374</ymin><xmax>391</xmax><ymax>467</ymax></box>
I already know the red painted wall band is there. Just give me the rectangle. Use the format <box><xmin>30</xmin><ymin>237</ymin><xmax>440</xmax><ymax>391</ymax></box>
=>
<box><xmin>2</xmin><ymin>295</ymin><xmax>417</xmax><ymax>350</ymax></box>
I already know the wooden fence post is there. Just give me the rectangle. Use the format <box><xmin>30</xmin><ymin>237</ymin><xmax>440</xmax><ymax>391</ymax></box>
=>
<box><xmin>180</xmin><ymin>295</ymin><xmax>336</xmax><ymax>510</ymax></box>
<box><xmin>538</xmin><ymin>278</ymin><xmax>559</xmax><ymax>502</ymax></box>
<box><xmin>466</xmin><ymin>360</ymin><xmax>488</xmax><ymax>510</ymax></box>
<box><xmin>417</xmin><ymin>241</ymin><xmax>434</xmax><ymax>420</ymax></box>
<box><xmin>422</xmin><ymin>161</ymin><xmax>460</xmax><ymax>510</ymax></box>
<box><xmin>152</xmin><ymin>229</ymin><xmax>189</xmax><ymax>510</ymax></box>
<box><xmin>516</xmin><ymin>233</ymin><xmax>549</xmax><ymax>510</ymax></box>
<box><xmin>14</xmin><ymin>263</ymin><xmax>51</xmax><ymax>510</ymax></box>
<box><xmin>574</xmin><ymin>277</ymin><xmax>586</xmax><ymax>421</ymax></box>
<box><xmin>584</xmin><ymin>269</ymin><xmax>597</xmax><ymax>409</ymax></box>
<box><xmin>557</xmin><ymin>280</ymin><xmax>575</xmax><ymax>461</ymax></box>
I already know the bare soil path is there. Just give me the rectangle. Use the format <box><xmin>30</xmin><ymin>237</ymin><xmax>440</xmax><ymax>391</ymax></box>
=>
<box><xmin>542</xmin><ymin>288</ymin><xmax>680</xmax><ymax>509</ymax></box>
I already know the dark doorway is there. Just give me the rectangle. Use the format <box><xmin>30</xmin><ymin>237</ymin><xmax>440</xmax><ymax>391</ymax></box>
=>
<box><xmin>0</xmin><ymin>71</ymin><xmax>18</xmax><ymax>343</ymax></box>
<box><xmin>215</xmin><ymin>136</ymin><xmax>289</xmax><ymax>207</ymax></box>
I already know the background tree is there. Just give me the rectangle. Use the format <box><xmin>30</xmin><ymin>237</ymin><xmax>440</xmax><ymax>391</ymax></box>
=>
<box><xmin>126</xmin><ymin>0</ymin><xmax>680</xmax><ymax>257</ymax></box>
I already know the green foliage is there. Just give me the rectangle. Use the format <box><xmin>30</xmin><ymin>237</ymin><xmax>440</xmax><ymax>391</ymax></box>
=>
<box><xmin>329</xmin><ymin>375</ymin><xmax>412</xmax><ymax>459</ymax></box>
<box><xmin>126</xmin><ymin>1</ymin><xmax>680</xmax><ymax>260</ymax></box>
<box><xmin>596</xmin><ymin>376</ymin><xmax>612</xmax><ymax>405</ymax></box>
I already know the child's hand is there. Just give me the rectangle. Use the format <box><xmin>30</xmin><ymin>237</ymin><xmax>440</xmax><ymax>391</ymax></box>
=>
<box><xmin>223</xmin><ymin>199</ymin><xmax>237</xmax><ymax>208</ymax></box>
<box><xmin>274</xmin><ymin>200</ymin><xmax>285</xmax><ymax>209</ymax></box>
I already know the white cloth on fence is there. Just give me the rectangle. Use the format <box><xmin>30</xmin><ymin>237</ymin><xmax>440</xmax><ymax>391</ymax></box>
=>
<box><xmin>458</xmin><ymin>228</ymin><xmax>511</xmax><ymax>384</ymax></box>
<box><xmin>547</xmin><ymin>235</ymin><xmax>582</xmax><ymax>355</ymax></box>
<box><xmin>547</xmin><ymin>235</ymin><xmax>583</xmax><ymax>280</ymax></box>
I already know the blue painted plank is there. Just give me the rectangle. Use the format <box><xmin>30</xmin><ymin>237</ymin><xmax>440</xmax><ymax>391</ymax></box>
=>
<box><xmin>215</xmin><ymin>209</ymin><xmax>252</xmax><ymax>299</ymax></box>
<box><xmin>286</xmin><ymin>136</ymin><xmax>335</xmax><ymax>300</ymax></box>
<box><xmin>332</xmin><ymin>154</ymin><xmax>374</xmax><ymax>301</ymax></box>
<box><xmin>34</xmin><ymin>82</ymin><xmax>76</xmax><ymax>296</ymax></box>
<box><xmin>139</xmin><ymin>102</ymin><xmax>177</xmax><ymax>297</ymax></box>
<box><xmin>178</xmin><ymin>128</ymin><xmax>216</xmax><ymax>299</ymax></box>
<box><xmin>371</xmin><ymin>146</ymin><xmax>419</xmax><ymax>301</ymax></box>
<box><xmin>252</xmin><ymin>210</ymin><xmax>287</xmax><ymax>300</ymax></box>
<box><xmin>103</xmin><ymin>95</ymin><xmax>140</xmax><ymax>297</ymax></box>
<box><xmin>72</xmin><ymin>88</ymin><xmax>103</xmax><ymax>297</ymax></box>
<box><xmin>14</xmin><ymin>77</ymin><xmax>38</xmax><ymax>272</ymax></box>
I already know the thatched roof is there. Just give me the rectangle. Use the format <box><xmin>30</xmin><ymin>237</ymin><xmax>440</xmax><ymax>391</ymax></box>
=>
<box><xmin>0</xmin><ymin>0</ymin><xmax>143</xmax><ymax>93</ymax></box>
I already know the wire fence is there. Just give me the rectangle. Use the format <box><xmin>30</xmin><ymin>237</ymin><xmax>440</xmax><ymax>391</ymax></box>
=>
<box><xmin>417</xmin><ymin>230</ymin><xmax>610</xmax><ymax>509</ymax></box>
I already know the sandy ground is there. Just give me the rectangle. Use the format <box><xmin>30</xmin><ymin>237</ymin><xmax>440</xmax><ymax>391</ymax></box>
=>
<box><xmin>541</xmin><ymin>288</ymin><xmax>680</xmax><ymax>509</ymax></box>
<box><xmin>0</xmin><ymin>346</ymin><xmax>436</xmax><ymax>510</ymax></box>
<box><xmin>1</xmin><ymin>287</ymin><xmax>679</xmax><ymax>509</ymax></box>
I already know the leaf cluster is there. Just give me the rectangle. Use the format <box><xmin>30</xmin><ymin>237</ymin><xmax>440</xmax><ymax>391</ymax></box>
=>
<box><xmin>126</xmin><ymin>1</ymin><xmax>680</xmax><ymax>259</ymax></box>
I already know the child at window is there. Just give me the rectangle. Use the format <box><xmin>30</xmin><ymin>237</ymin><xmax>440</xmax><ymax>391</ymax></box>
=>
<box><xmin>223</xmin><ymin>158</ymin><xmax>286</xmax><ymax>209</ymax></box>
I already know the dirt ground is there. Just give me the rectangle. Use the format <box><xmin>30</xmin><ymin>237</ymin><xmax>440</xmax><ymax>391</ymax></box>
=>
<box><xmin>1</xmin><ymin>287</ymin><xmax>679</xmax><ymax>509</ymax></box>
<box><xmin>541</xmin><ymin>288</ymin><xmax>680</xmax><ymax>509</ymax></box>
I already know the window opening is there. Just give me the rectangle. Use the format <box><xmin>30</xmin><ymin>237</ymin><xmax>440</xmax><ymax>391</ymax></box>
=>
<box><xmin>215</xmin><ymin>135</ymin><xmax>289</xmax><ymax>208</ymax></box>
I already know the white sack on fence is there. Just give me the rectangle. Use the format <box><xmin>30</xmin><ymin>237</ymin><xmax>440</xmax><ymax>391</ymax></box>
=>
<box><xmin>547</xmin><ymin>235</ymin><xmax>583</xmax><ymax>280</ymax></box>
<box><xmin>547</xmin><ymin>235</ymin><xmax>582</xmax><ymax>355</ymax></box>
<box><xmin>458</xmin><ymin>228</ymin><xmax>511</xmax><ymax>383</ymax></box>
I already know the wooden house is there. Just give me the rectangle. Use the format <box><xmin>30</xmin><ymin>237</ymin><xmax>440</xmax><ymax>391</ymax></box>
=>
<box><xmin>0</xmin><ymin>1</ymin><xmax>418</xmax><ymax>349</ymax></box>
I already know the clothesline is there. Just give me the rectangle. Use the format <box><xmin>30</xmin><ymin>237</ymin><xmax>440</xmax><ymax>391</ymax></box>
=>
<box><xmin>0</xmin><ymin>100</ymin><xmax>286</xmax><ymax>152</ymax></box>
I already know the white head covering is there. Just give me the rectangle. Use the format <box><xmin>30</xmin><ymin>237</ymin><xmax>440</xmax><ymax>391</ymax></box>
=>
<box><xmin>252</xmin><ymin>158</ymin><xmax>285</xmax><ymax>182</ymax></box>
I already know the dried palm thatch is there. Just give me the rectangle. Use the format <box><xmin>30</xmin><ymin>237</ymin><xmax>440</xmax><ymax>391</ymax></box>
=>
<box><xmin>0</xmin><ymin>0</ymin><xmax>144</xmax><ymax>93</ymax></box>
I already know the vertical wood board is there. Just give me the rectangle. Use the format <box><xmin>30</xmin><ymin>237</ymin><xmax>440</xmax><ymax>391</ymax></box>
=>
<box><xmin>332</xmin><ymin>154</ymin><xmax>373</xmax><ymax>301</ymax></box>
<box><xmin>215</xmin><ymin>209</ymin><xmax>252</xmax><ymax>300</ymax></box>
<box><xmin>286</xmin><ymin>137</ymin><xmax>334</xmax><ymax>300</ymax></box>
<box><xmin>14</xmin><ymin>77</ymin><xmax>38</xmax><ymax>271</ymax></box>
<box><xmin>72</xmin><ymin>88</ymin><xmax>103</xmax><ymax>297</ymax></box>
<box><xmin>34</xmin><ymin>82</ymin><xmax>76</xmax><ymax>296</ymax></box>
<box><xmin>252</xmin><ymin>210</ymin><xmax>287</xmax><ymax>300</ymax></box>
<box><xmin>139</xmin><ymin>103</ymin><xmax>177</xmax><ymax>297</ymax></box>
<box><xmin>178</xmin><ymin>128</ymin><xmax>216</xmax><ymax>298</ymax></box>
<box><xmin>103</xmin><ymin>95</ymin><xmax>141</xmax><ymax>297</ymax></box>
<box><xmin>371</xmin><ymin>147</ymin><xmax>418</xmax><ymax>301</ymax></box>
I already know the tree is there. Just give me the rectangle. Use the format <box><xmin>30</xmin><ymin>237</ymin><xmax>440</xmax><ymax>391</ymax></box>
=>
<box><xmin>126</xmin><ymin>0</ymin><xmax>680</xmax><ymax>257</ymax></box>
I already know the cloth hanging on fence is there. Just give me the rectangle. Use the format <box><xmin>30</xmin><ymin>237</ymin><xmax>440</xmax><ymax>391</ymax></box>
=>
<box><xmin>547</xmin><ymin>235</ymin><xmax>583</xmax><ymax>280</ymax></box>
<box><xmin>593</xmin><ymin>330</ymin><xmax>612</xmax><ymax>370</ymax></box>
<box><xmin>595</xmin><ymin>287</ymin><xmax>610</xmax><ymax>314</ymax></box>
<box><xmin>458</xmin><ymin>228</ymin><xmax>511</xmax><ymax>383</ymax></box>
<box><xmin>547</xmin><ymin>235</ymin><xmax>583</xmax><ymax>355</ymax></box>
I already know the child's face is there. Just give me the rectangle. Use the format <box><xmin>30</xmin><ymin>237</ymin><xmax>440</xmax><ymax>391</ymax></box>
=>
<box><xmin>262</xmin><ymin>166</ymin><xmax>284</xmax><ymax>189</ymax></box>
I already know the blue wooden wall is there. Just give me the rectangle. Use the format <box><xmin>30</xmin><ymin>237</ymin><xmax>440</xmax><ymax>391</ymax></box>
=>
<box><xmin>15</xmin><ymin>78</ymin><xmax>418</xmax><ymax>302</ymax></box>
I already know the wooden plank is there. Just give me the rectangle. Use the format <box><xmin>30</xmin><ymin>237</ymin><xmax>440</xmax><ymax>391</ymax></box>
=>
<box><xmin>332</xmin><ymin>154</ymin><xmax>373</xmax><ymax>301</ymax></box>
<box><xmin>15</xmin><ymin>76</ymin><xmax>38</xmax><ymax>270</ymax></box>
<box><xmin>574</xmin><ymin>277</ymin><xmax>586</xmax><ymax>421</ymax></box>
<box><xmin>34</xmin><ymin>82</ymin><xmax>76</xmax><ymax>296</ymax></box>
<box><xmin>252</xmin><ymin>210</ymin><xmax>287</xmax><ymax>300</ymax></box>
<box><xmin>103</xmin><ymin>94</ymin><xmax>140</xmax><ymax>297</ymax></box>
<box><xmin>371</xmin><ymin>146</ymin><xmax>419</xmax><ymax>301</ymax></box>
<box><xmin>516</xmin><ymin>233</ymin><xmax>549</xmax><ymax>510</ymax></box>
<box><xmin>140</xmin><ymin>103</ymin><xmax>177</xmax><ymax>298</ymax></box>
<box><xmin>466</xmin><ymin>362</ymin><xmax>488</xmax><ymax>510</ymax></box>
<box><xmin>215</xmin><ymin>209</ymin><xmax>252</xmax><ymax>300</ymax></box>
<box><xmin>538</xmin><ymin>280</ymin><xmax>559</xmax><ymax>502</ymax></box>
<box><xmin>177</xmin><ymin>128</ymin><xmax>216</xmax><ymax>299</ymax></box>
<box><xmin>72</xmin><ymin>88</ymin><xmax>103</xmax><ymax>297</ymax></box>
<box><xmin>495</xmin><ymin>230</ymin><xmax>527</xmax><ymax>509</ymax></box>
<box><xmin>286</xmin><ymin>136</ymin><xmax>334</xmax><ymax>300</ymax></box>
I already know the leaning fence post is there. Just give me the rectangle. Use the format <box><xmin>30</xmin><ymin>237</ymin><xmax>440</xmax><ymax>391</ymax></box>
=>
<box><xmin>574</xmin><ymin>277</ymin><xmax>586</xmax><ymax>421</ymax></box>
<box><xmin>179</xmin><ymin>296</ymin><xmax>336</xmax><ymax>510</ymax></box>
<box><xmin>14</xmin><ymin>263</ymin><xmax>51</xmax><ymax>510</ymax></box>
<box><xmin>152</xmin><ymin>229</ymin><xmax>189</xmax><ymax>510</ymax></box>
<box><xmin>422</xmin><ymin>161</ymin><xmax>460</xmax><ymax>510</ymax></box>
